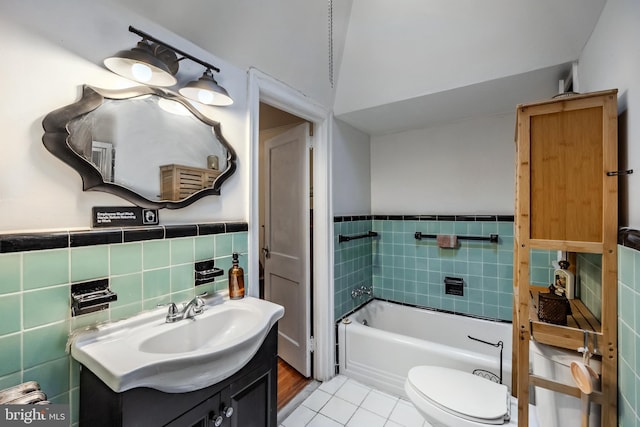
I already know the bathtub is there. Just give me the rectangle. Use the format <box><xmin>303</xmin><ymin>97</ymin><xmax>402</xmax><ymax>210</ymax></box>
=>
<box><xmin>337</xmin><ymin>299</ymin><xmax>513</xmax><ymax>397</ymax></box>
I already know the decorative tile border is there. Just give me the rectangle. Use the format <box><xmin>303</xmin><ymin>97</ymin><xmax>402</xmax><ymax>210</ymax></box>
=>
<box><xmin>619</xmin><ymin>227</ymin><xmax>640</xmax><ymax>251</ymax></box>
<box><xmin>0</xmin><ymin>222</ymin><xmax>248</xmax><ymax>253</ymax></box>
<box><xmin>334</xmin><ymin>214</ymin><xmax>514</xmax><ymax>222</ymax></box>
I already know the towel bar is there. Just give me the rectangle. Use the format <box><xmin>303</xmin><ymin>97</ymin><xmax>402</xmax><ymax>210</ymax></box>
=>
<box><xmin>414</xmin><ymin>232</ymin><xmax>498</xmax><ymax>243</ymax></box>
<box><xmin>338</xmin><ymin>231</ymin><xmax>378</xmax><ymax>243</ymax></box>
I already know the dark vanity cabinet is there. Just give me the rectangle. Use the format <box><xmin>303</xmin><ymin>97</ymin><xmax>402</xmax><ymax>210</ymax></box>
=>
<box><xmin>79</xmin><ymin>326</ymin><xmax>278</xmax><ymax>427</ymax></box>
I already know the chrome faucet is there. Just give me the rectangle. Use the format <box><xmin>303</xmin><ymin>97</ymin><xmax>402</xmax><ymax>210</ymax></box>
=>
<box><xmin>163</xmin><ymin>293</ymin><xmax>207</xmax><ymax>323</ymax></box>
<box><xmin>181</xmin><ymin>294</ymin><xmax>206</xmax><ymax>320</ymax></box>
<box><xmin>351</xmin><ymin>285</ymin><xmax>373</xmax><ymax>298</ymax></box>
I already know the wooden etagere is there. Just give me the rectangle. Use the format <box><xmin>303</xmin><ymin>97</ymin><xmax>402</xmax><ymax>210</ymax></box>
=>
<box><xmin>513</xmin><ymin>90</ymin><xmax>618</xmax><ymax>427</ymax></box>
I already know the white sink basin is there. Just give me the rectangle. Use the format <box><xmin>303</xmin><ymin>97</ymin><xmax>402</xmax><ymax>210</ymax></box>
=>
<box><xmin>70</xmin><ymin>296</ymin><xmax>284</xmax><ymax>393</ymax></box>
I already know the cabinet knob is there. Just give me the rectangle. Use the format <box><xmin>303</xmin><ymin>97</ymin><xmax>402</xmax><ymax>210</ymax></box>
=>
<box><xmin>209</xmin><ymin>413</ymin><xmax>223</xmax><ymax>427</ymax></box>
<box><xmin>223</xmin><ymin>406</ymin><xmax>234</xmax><ymax>418</ymax></box>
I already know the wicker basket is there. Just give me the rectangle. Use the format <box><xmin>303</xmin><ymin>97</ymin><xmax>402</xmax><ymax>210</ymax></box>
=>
<box><xmin>538</xmin><ymin>292</ymin><xmax>570</xmax><ymax>325</ymax></box>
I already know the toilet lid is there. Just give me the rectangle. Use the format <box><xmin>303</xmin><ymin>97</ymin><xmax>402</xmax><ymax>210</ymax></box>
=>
<box><xmin>407</xmin><ymin>366</ymin><xmax>509</xmax><ymax>424</ymax></box>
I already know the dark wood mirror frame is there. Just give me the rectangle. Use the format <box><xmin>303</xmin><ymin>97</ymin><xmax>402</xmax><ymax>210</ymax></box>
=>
<box><xmin>42</xmin><ymin>85</ymin><xmax>237</xmax><ymax>209</ymax></box>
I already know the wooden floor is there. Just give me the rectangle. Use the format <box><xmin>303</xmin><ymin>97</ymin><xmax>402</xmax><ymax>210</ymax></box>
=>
<box><xmin>277</xmin><ymin>358</ymin><xmax>311</xmax><ymax>410</ymax></box>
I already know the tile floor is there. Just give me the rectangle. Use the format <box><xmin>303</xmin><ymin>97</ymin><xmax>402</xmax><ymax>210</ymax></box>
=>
<box><xmin>279</xmin><ymin>375</ymin><xmax>432</xmax><ymax>427</ymax></box>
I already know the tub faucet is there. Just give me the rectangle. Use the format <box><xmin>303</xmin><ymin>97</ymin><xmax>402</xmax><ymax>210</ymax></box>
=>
<box><xmin>351</xmin><ymin>285</ymin><xmax>373</xmax><ymax>298</ymax></box>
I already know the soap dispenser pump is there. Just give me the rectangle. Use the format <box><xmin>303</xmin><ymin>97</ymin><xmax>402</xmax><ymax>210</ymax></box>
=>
<box><xmin>228</xmin><ymin>252</ymin><xmax>245</xmax><ymax>299</ymax></box>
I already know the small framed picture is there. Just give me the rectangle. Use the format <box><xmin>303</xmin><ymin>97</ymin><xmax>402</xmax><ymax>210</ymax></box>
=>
<box><xmin>91</xmin><ymin>141</ymin><xmax>115</xmax><ymax>182</ymax></box>
<box><xmin>207</xmin><ymin>155</ymin><xmax>219</xmax><ymax>170</ymax></box>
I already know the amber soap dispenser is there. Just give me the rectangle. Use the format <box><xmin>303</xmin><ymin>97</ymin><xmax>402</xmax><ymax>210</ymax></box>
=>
<box><xmin>228</xmin><ymin>252</ymin><xmax>245</xmax><ymax>299</ymax></box>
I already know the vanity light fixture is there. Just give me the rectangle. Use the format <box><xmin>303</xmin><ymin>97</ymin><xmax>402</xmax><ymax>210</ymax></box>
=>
<box><xmin>179</xmin><ymin>69</ymin><xmax>233</xmax><ymax>106</ymax></box>
<box><xmin>104</xmin><ymin>26</ymin><xmax>233</xmax><ymax>106</ymax></box>
<box><xmin>104</xmin><ymin>40</ymin><xmax>179</xmax><ymax>87</ymax></box>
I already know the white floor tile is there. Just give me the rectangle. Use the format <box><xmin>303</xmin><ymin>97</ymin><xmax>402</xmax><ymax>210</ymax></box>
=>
<box><xmin>384</xmin><ymin>420</ymin><xmax>403</xmax><ymax>427</ymax></box>
<box><xmin>307</xmin><ymin>413</ymin><xmax>344</xmax><ymax>427</ymax></box>
<box><xmin>360</xmin><ymin>389</ymin><xmax>399</xmax><ymax>419</ymax></box>
<box><xmin>303</xmin><ymin>389</ymin><xmax>333</xmax><ymax>412</ymax></box>
<box><xmin>319</xmin><ymin>396</ymin><xmax>358</xmax><ymax>425</ymax></box>
<box><xmin>318</xmin><ymin>375</ymin><xmax>348</xmax><ymax>395</ymax></box>
<box><xmin>346</xmin><ymin>407</ymin><xmax>386</xmax><ymax>427</ymax></box>
<box><xmin>388</xmin><ymin>399</ymin><xmax>425</xmax><ymax>427</ymax></box>
<box><xmin>334</xmin><ymin>379</ymin><xmax>371</xmax><ymax>406</ymax></box>
<box><xmin>282</xmin><ymin>404</ymin><xmax>316</xmax><ymax>427</ymax></box>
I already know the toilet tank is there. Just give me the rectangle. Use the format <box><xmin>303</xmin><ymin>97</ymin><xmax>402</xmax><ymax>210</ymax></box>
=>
<box><xmin>530</xmin><ymin>341</ymin><xmax>601</xmax><ymax>427</ymax></box>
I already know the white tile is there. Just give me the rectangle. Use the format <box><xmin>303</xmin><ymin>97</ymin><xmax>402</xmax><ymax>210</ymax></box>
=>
<box><xmin>319</xmin><ymin>375</ymin><xmax>348</xmax><ymax>395</ymax></box>
<box><xmin>360</xmin><ymin>389</ymin><xmax>398</xmax><ymax>418</ymax></box>
<box><xmin>307</xmin><ymin>413</ymin><xmax>344</xmax><ymax>427</ymax></box>
<box><xmin>319</xmin><ymin>396</ymin><xmax>358</xmax><ymax>425</ymax></box>
<box><xmin>346</xmin><ymin>407</ymin><xmax>386</xmax><ymax>427</ymax></box>
<box><xmin>334</xmin><ymin>379</ymin><xmax>371</xmax><ymax>406</ymax></box>
<box><xmin>302</xmin><ymin>389</ymin><xmax>333</xmax><ymax>412</ymax></box>
<box><xmin>388</xmin><ymin>399</ymin><xmax>425</xmax><ymax>427</ymax></box>
<box><xmin>384</xmin><ymin>421</ymin><xmax>403</xmax><ymax>427</ymax></box>
<box><xmin>282</xmin><ymin>404</ymin><xmax>316</xmax><ymax>427</ymax></box>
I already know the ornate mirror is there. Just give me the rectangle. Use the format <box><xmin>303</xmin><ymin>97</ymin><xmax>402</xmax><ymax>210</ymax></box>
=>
<box><xmin>42</xmin><ymin>85</ymin><xmax>236</xmax><ymax>209</ymax></box>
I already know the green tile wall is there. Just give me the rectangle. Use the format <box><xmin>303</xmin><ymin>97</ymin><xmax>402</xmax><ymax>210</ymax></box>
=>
<box><xmin>334</xmin><ymin>217</ymin><xmax>518</xmax><ymax>321</ymax></box>
<box><xmin>334</xmin><ymin>220</ymin><xmax>374</xmax><ymax>320</ymax></box>
<box><xmin>371</xmin><ymin>219</ymin><xmax>514</xmax><ymax>321</ymax></box>
<box><xmin>577</xmin><ymin>253</ymin><xmax>603</xmax><ymax>321</ymax></box>
<box><xmin>617</xmin><ymin>244</ymin><xmax>640</xmax><ymax>427</ymax></box>
<box><xmin>0</xmin><ymin>230</ymin><xmax>247</xmax><ymax>427</ymax></box>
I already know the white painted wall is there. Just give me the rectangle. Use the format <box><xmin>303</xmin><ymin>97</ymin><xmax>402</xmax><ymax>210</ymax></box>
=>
<box><xmin>578</xmin><ymin>0</ymin><xmax>640</xmax><ymax>229</ymax></box>
<box><xmin>370</xmin><ymin>114</ymin><xmax>515</xmax><ymax>215</ymax></box>
<box><xmin>332</xmin><ymin>118</ymin><xmax>371</xmax><ymax>215</ymax></box>
<box><xmin>0</xmin><ymin>0</ymin><xmax>248</xmax><ymax>233</ymax></box>
<box><xmin>335</xmin><ymin>0</ymin><xmax>606</xmax><ymax>115</ymax></box>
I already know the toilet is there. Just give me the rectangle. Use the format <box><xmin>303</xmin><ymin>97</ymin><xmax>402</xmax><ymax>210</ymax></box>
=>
<box><xmin>405</xmin><ymin>366</ymin><xmax>511</xmax><ymax>426</ymax></box>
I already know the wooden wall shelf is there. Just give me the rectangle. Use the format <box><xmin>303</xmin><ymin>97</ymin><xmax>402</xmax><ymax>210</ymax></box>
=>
<box><xmin>528</xmin><ymin>288</ymin><xmax>602</xmax><ymax>351</ymax></box>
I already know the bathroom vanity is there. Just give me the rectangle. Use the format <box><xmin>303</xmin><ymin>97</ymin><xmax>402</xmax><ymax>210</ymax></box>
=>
<box><xmin>79</xmin><ymin>325</ymin><xmax>277</xmax><ymax>427</ymax></box>
<box><xmin>70</xmin><ymin>297</ymin><xmax>284</xmax><ymax>427</ymax></box>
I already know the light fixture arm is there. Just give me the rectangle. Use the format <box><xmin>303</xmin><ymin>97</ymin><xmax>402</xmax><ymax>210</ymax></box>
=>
<box><xmin>129</xmin><ymin>26</ymin><xmax>220</xmax><ymax>73</ymax></box>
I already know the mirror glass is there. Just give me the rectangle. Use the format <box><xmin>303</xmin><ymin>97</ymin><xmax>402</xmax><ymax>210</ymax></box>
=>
<box><xmin>43</xmin><ymin>86</ymin><xmax>236</xmax><ymax>209</ymax></box>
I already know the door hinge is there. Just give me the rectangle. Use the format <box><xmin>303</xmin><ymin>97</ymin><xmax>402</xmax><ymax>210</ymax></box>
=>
<box><xmin>309</xmin><ymin>336</ymin><xmax>316</xmax><ymax>353</ymax></box>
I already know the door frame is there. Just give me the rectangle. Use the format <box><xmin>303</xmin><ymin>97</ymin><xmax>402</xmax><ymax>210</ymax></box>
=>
<box><xmin>248</xmin><ymin>68</ymin><xmax>334</xmax><ymax>382</ymax></box>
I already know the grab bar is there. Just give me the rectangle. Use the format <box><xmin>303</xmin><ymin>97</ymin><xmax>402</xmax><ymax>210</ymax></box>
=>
<box><xmin>468</xmin><ymin>335</ymin><xmax>503</xmax><ymax>384</ymax></box>
<box><xmin>415</xmin><ymin>232</ymin><xmax>498</xmax><ymax>243</ymax></box>
<box><xmin>338</xmin><ymin>231</ymin><xmax>378</xmax><ymax>243</ymax></box>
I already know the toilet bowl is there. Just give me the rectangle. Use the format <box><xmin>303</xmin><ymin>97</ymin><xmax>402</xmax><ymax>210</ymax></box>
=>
<box><xmin>405</xmin><ymin>366</ymin><xmax>511</xmax><ymax>426</ymax></box>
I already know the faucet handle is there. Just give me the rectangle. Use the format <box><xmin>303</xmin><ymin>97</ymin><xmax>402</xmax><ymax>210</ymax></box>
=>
<box><xmin>191</xmin><ymin>294</ymin><xmax>206</xmax><ymax>314</ymax></box>
<box><xmin>159</xmin><ymin>302</ymin><xmax>181</xmax><ymax>323</ymax></box>
<box><xmin>167</xmin><ymin>302</ymin><xmax>179</xmax><ymax>314</ymax></box>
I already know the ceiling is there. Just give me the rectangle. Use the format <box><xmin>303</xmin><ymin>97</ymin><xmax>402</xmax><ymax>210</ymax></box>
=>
<box><xmin>108</xmin><ymin>0</ymin><xmax>607</xmax><ymax>135</ymax></box>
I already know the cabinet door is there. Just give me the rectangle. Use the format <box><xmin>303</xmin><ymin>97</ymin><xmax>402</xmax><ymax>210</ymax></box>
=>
<box><xmin>518</xmin><ymin>91</ymin><xmax>618</xmax><ymax>247</ymax></box>
<box><xmin>228</xmin><ymin>369</ymin><xmax>275</xmax><ymax>427</ymax></box>
<box><xmin>165</xmin><ymin>395</ymin><xmax>220</xmax><ymax>427</ymax></box>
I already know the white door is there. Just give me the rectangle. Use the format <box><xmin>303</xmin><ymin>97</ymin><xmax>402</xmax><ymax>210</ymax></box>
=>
<box><xmin>264</xmin><ymin>122</ymin><xmax>311</xmax><ymax>377</ymax></box>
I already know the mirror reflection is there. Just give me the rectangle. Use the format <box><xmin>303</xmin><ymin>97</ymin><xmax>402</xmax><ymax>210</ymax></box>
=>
<box><xmin>42</xmin><ymin>85</ymin><xmax>236</xmax><ymax>209</ymax></box>
<box><xmin>68</xmin><ymin>95</ymin><xmax>227</xmax><ymax>201</ymax></box>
